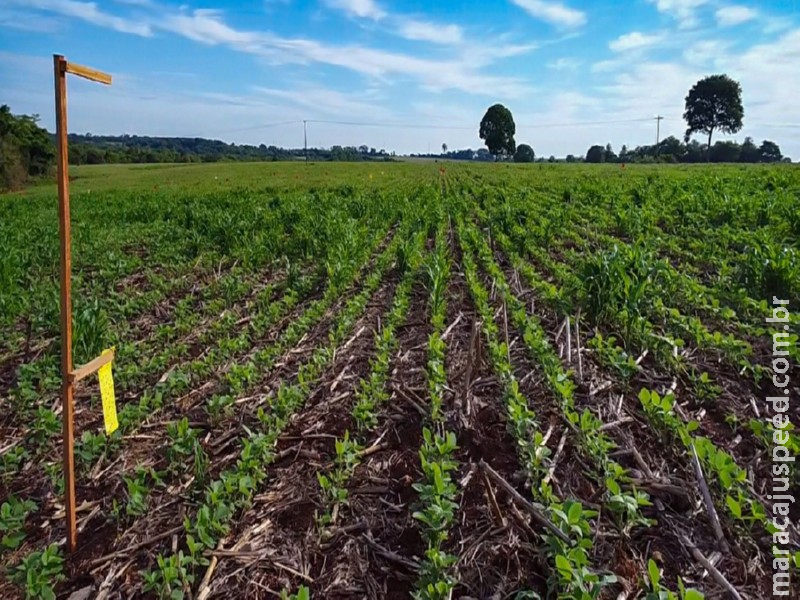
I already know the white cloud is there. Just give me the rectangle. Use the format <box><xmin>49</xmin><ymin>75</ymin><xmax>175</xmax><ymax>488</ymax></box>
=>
<box><xmin>112</xmin><ymin>0</ymin><xmax>155</xmax><ymax>7</ymax></box>
<box><xmin>648</xmin><ymin>0</ymin><xmax>709</xmax><ymax>28</ymax></box>
<box><xmin>721</xmin><ymin>28</ymin><xmax>800</xmax><ymax>127</ymax></box>
<box><xmin>153</xmin><ymin>9</ymin><xmax>530</xmax><ymax>97</ymax></box>
<box><xmin>162</xmin><ymin>9</ymin><xmax>261</xmax><ymax>47</ymax></box>
<box><xmin>396</xmin><ymin>19</ymin><xmax>463</xmax><ymax>45</ymax></box>
<box><xmin>16</xmin><ymin>0</ymin><xmax>151</xmax><ymax>35</ymax></box>
<box><xmin>253</xmin><ymin>85</ymin><xmax>393</xmax><ymax>119</ymax></box>
<box><xmin>716</xmin><ymin>5</ymin><xmax>758</xmax><ymax>27</ymax></box>
<box><xmin>597</xmin><ymin>61</ymin><xmax>698</xmax><ymax>116</ymax></box>
<box><xmin>324</xmin><ymin>0</ymin><xmax>385</xmax><ymax>20</ymax></box>
<box><xmin>9</xmin><ymin>0</ymin><xmax>800</xmax><ymax>159</ymax></box>
<box><xmin>324</xmin><ymin>2</ymin><xmax>465</xmax><ymax>46</ymax></box>
<box><xmin>510</xmin><ymin>0</ymin><xmax>586</xmax><ymax>29</ymax></box>
<box><xmin>683</xmin><ymin>39</ymin><xmax>730</xmax><ymax>65</ymax></box>
<box><xmin>547</xmin><ymin>57</ymin><xmax>582</xmax><ymax>70</ymax></box>
<box><xmin>609</xmin><ymin>31</ymin><xmax>664</xmax><ymax>52</ymax></box>
<box><xmin>591</xmin><ymin>58</ymin><xmax>624</xmax><ymax>73</ymax></box>
<box><xmin>0</xmin><ymin>8</ymin><xmax>62</xmax><ymax>32</ymax></box>
<box><xmin>590</xmin><ymin>28</ymin><xmax>800</xmax><ymax>156</ymax></box>
<box><xmin>468</xmin><ymin>42</ymin><xmax>540</xmax><ymax>67</ymax></box>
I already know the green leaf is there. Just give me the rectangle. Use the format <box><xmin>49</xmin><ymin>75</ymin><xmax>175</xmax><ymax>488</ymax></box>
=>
<box><xmin>555</xmin><ymin>555</ymin><xmax>572</xmax><ymax>580</ymax></box>
<box><xmin>2</xmin><ymin>531</ymin><xmax>26</xmax><ymax>549</ymax></box>
<box><xmin>567</xmin><ymin>502</ymin><xmax>583</xmax><ymax>524</ymax></box>
<box><xmin>725</xmin><ymin>495</ymin><xmax>742</xmax><ymax>519</ymax></box>
<box><xmin>647</xmin><ymin>559</ymin><xmax>661</xmax><ymax>589</ymax></box>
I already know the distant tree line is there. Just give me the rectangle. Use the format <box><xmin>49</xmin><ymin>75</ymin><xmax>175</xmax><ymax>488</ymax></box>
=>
<box><xmin>0</xmin><ymin>105</ymin><xmax>55</xmax><ymax>191</ymax></box>
<box><xmin>470</xmin><ymin>74</ymin><xmax>792</xmax><ymax>165</ymax></box>
<box><xmin>412</xmin><ymin>148</ymin><xmax>496</xmax><ymax>161</ymax></box>
<box><xmin>66</xmin><ymin>134</ymin><xmax>395</xmax><ymax>165</ymax></box>
<box><xmin>584</xmin><ymin>137</ymin><xmax>788</xmax><ymax>164</ymax></box>
<box><xmin>427</xmin><ymin>135</ymin><xmax>788</xmax><ymax>165</ymax></box>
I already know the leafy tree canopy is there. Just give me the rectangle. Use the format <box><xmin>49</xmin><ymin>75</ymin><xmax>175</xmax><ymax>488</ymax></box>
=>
<box><xmin>0</xmin><ymin>105</ymin><xmax>55</xmax><ymax>190</ymax></box>
<box><xmin>684</xmin><ymin>74</ymin><xmax>744</xmax><ymax>152</ymax></box>
<box><xmin>759</xmin><ymin>140</ymin><xmax>783</xmax><ymax>163</ymax></box>
<box><xmin>514</xmin><ymin>143</ymin><xmax>535</xmax><ymax>163</ymax></box>
<box><xmin>585</xmin><ymin>145</ymin><xmax>605</xmax><ymax>163</ymax></box>
<box><xmin>479</xmin><ymin>104</ymin><xmax>516</xmax><ymax>158</ymax></box>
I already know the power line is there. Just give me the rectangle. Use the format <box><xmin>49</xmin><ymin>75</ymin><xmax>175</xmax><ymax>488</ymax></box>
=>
<box><xmin>517</xmin><ymin>117</ymin><xmax>655</xmax><ymax>129</ymax></box>
<box><xmin>740</xmin><ymin>123</ymin><xmax>800</xmax><ymax>129</ymax></box>
<box><xmin>305</xmin><ymin>119</ymin><xmax>474</xmax><ymax>130</ymax></box>
<box><xmin>211</xmin><ymin>120</ymin><xmax>303</xmax><ymax>135</ymax></box>
<box><xmin>162</xmin><ymin>115</ymin><xmax>680</xmax><ymax>142</ymax></box>
<box><xmin>662</xmin><ymin>115</ymin><xmax>800</xmax><ymax>129</ymax></box>
<box><xmin>304</xmin><ymin>116</ymin><xmax>658</xmax><ymax>131</ymax></box>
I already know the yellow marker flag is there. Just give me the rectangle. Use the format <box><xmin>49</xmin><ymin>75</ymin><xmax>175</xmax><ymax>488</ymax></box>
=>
<box><xmin>98</xmin><ymin>349</ymin><xmax>118</xmax><ymax>434</ymax></box>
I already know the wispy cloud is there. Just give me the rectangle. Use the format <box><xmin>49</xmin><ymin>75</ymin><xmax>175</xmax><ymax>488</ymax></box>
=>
<box><xmin>324</xmin><ymin>0</ymin><xmax>385</xmax><ymax>21</ymax></box>
<box><xmin>609</xmin><ymin>31</ymin><xmax>664</xmax><ymax>52</ymax></box>
<box><xmin>683</xmin><ymin>39</ymin><xmax>730</xmax><ymax>65</ymax></box>
<box><xmin>396</xmin><ymin>18</ymin><xmax>463</xmax><ymax>45</ymax></box>
<box><xmin>253</xmin><ymin>85</ymin><xmax>393</xmax><ymax>118</ymax></box>
<box><xmin>162</xmin><ymin>9</ymin><xmax>261</xmax><ymax>47</ymax></box>
<box><xmin>17</xmin><ymin>0</ymin><xmax>152</xmax><ymax>35</ymax></box>
<box><xmin>468</xmin><ymin>42</ymin><xmax>540</xmax><ymax>67</ymax></box>
<box><xmin>0</xmin><ymin>8</ymin><xmax>62</xmax><ymax>32</ymax></box>
<box><xmin>547</xmin><ymin>57</ymin><xmax>582</xmax><ymax>70</ymax></box>
<box><xmin>509</xmin><ymin>0</ymin><xmax>587</xmax><ymax>29</ymax></box>
<box><xmin>152</xmin><ymin>8</ymin><xmax>530</xmax><ymax>97</ymax></box>
<box><xmin>716</xmin><ymin>5</ymin><xmax>758</xmax><ymax>27</ymax></box>
<box><xmin>323</xmin><ymin>1</ymin><xmax>466</xmax><ymax>47</ymax></box>
<box><xmin>0</xmin><ymin>0</ymin><xmax>539</xmax><ymax>98</ymax></box>
<box><xmin>112</xmin><ymin>0</ymin><xmax>155</xmax><ymax>7</ymax></box>
<box><xmin>647</xmin><ymin>0</ymin><xmax>709</xmax><ymax>28</ymax></box>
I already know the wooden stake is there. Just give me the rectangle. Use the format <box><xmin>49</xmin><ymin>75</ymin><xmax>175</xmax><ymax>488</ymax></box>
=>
<box><xmin>53</xmin><ymin>53</ymin><xmax>112</xmax><ymax>554</ymax></box>
<box><xmin>54</xmin><ymin>54</ymin><xmax>77</xmax><ymax>554</ymax></box>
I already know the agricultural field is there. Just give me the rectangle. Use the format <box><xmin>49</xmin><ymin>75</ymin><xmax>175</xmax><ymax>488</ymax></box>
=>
<box><xmin>0</xmin><ymin>161</ymin><xmax>798</xmax><ymax>599</ymax></box>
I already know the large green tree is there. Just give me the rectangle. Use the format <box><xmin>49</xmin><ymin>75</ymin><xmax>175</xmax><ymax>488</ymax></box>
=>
<box><xmin>759</xmin><ymin>140</ymin><xmax>783</xmax><ymax>163</ymax></box>
<box><xmin>585</xmin><ymin>145</ymin><xmax>605</xmax><ymax>163</ymax></box>
<box><xmin>740</xmin><ymin>136</ymin><xmax>760</xmax><ymax>162</ymax></box>
<box><xmin>514</xmin><ymin>143</ymin><xmax>535</xmax><ymax>163</ymax></box>
<box><xmin>683</xmin><ymin>74</ymin><xmax>744</xmax><ymax>156</ymax></box>
<box><xmin>0</xmin><ymin>105</ymin><xmax>55</xmax><ymax>190</ymax></box>
<box><xmin>479</xmin><ymin>104</ymin><xmax>516</xmax><ymax>159</ymax></box>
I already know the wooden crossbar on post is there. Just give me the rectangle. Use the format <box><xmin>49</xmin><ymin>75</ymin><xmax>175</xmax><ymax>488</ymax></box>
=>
<box><xmin>54</xmin><ymin>54</ymin><xmax>112</xmax><ymax>554</ymax></box>
<box><xmin>70</xmin><ymin>349</ymin><xmax>115</xmax><ymax>383</ymax></box>
<box><xmin>65</xmin><ymin>62</ymin><xmax>113</xmax><ymax>85</ymax></box>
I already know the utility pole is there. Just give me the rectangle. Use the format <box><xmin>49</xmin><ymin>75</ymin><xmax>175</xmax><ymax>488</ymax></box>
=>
<box><xmin>654</xmin><ymin>114</ymin><xmax>664</xmax><ymax>158</ymax></box>
<box><xmin>303</xmin><ymin>119</ymin><xmax>308</xmax><ymax>163</ymax></box>
<box><xmin>655</xmin><ymin>115</ymin><xmax>664</xmax><ymax>146</ymax></box>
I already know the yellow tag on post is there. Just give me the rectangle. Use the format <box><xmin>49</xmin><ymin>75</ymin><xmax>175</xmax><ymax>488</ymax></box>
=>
<box><xmin>98</xmin><ymin>349</ymin><xmax>118</xmax><ymax>434</ymax></box>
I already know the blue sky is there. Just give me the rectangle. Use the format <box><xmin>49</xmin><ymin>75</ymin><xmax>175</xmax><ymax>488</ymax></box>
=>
<box><xmin>2</xmin><ymin>0</ymin><xmax>799</xmax><ymax>156</ymax></box>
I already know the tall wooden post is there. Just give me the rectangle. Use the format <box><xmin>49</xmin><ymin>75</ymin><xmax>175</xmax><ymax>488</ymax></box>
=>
<box><xmin>53</xmin><ymin>54</ymin><xmax>112</xmax><ymax>553</ymax></box>
<box><xmin>54</xmin><ymin>54</ymin><xmax>78</xmax><ymax>553</ymax></box>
